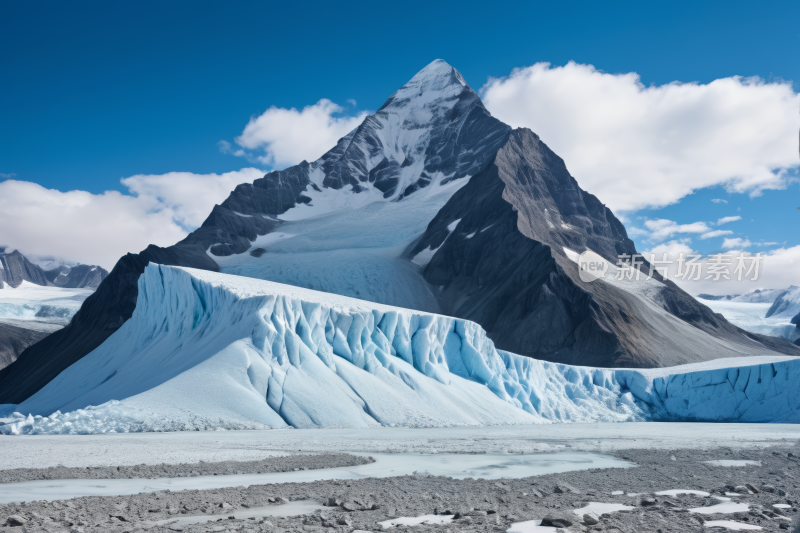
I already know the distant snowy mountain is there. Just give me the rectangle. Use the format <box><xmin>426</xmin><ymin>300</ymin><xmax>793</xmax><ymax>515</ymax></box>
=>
<box><xmin>0</xmin><ymin>251</ymin><xmax>100</xmax><ymax>370</ymax></box>
<box><xmin>2</xmin><ymin>59</ymin><xmax>798</xmax><ymax>406</ymax></box>
<box><xmin>0</xmin><ymin>250</ymin><xmax>48</xmax><ymax>289</ymax></box>
<box><xmin>44</xmin><ymin>264</ymin><xmax>109</xmax><ymax>289</ymax></box>
<box><xmin>697</xmin><ymin>289</ymin><xmax>785</xmax><ymax>304</ymax></box>
<box><xmin>2</xmin><ymin>264</ymin><xmax>799</xmax><ymax>435</ymax></box>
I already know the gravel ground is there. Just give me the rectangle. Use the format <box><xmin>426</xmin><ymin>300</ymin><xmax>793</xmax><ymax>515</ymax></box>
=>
<box><xmin>3</xmin><ymin>446</ymin><xmax>800</xmax><ymax>532</ymax></box>
<box><xmin>0</xmin><ymin>454</ymin><xmax>372</xmax><ymax>484</ymax></box>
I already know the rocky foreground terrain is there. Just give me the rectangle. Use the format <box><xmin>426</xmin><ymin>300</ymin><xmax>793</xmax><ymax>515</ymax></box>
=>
<box><xmin>2</xmin><ymin>446</ymin><xmax>800</xmax><ymax>533</ymax></box>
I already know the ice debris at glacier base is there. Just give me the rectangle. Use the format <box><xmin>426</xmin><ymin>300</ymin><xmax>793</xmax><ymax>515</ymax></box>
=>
<box><xmin>2</xmin><ymin>264</ymin><xmax>800</xmax><ymax>435</ymax></box>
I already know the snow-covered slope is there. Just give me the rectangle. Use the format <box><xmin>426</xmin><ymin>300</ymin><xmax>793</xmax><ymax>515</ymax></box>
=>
<box><xmin>2</xmin><ymin>264</ymin><xmax>799</xmax><ymax>435</ymax></box>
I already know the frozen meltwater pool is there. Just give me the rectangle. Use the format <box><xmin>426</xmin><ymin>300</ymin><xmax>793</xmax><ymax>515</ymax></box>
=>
<box><xmin>0</xmin><ymin>452</ymin><xmax>634</xmax><ymax>504</ymax></box>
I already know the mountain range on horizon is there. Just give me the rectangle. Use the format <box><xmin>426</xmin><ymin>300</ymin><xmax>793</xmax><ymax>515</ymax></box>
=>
<box><xmin>1</xmin><ymin>59</ymin><xmax>798</xmax><ymax>408</ymax></box>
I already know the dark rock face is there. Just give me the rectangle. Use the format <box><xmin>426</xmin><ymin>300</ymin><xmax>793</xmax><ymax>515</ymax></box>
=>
<box><xmin>44</xmin><ymin>264</ymin><xmax>109</xmax><ymax>289</ymax></box>
<box><xmin>0</xmin><ymin>250</ymin><xmax>48</xmax><ymax>288</ymax></box>
<box><xmin>412</xmin><ymin>129</ymin><xmax>799</xmax><ymax>367</ymax></box>
<box><xmin>0</xmin><ymin>323</ymin><xmax>51</xmax><ymax>371</ymax></box>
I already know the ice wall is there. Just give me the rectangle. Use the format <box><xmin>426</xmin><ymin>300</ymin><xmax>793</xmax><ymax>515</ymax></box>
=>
<box><xmin>2</xmin><ymin>264</ymin><xmax>799</xmax><ymax>435</ymax></box>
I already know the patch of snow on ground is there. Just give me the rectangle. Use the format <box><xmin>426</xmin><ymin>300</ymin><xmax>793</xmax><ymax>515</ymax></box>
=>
<box><xmin>689</xmin><ymin>501</ymin><xmax>749</xmax><ymax>514</ymax></box>
<box><xmin>0</xmin><ymin>452</ymin><xmax>632</xmax><ymax>504</ymax></box>
<box><xmin>774</xmin><ymin>504</ymin><xmax>792</xmax><ymax>509</ymax></box>
<box><xmin>379</xmin><ymin>515</ymin><xmax>453</xmax><ymax>528</ymax></box>
<box><xmin>704</xmin><ymin>460</ymin><xmax>761</xmax><ymax>467</ymax></box>
<box><xmin>506</xmin><ymin>520</ymin><xmax>557</xmax><ymax>533</ymax></box>
<box><xmin>655</xmin><ymin>490</ymin><xmax>710</xmax><ymax>497</ymax></box>
<box><xmin>573</xmin><ymin>502</ymin><xmax>635</xmax><ymax>516</ymax></box>
<box><xmin>703</xmin><ymin>520</ymin><xmax>761</xmax><ymax>530</ymax></box>
<box><xmin>145</xmin><ymin>501</ymin><xmax>325</xmax><ymax>527</ymax></box>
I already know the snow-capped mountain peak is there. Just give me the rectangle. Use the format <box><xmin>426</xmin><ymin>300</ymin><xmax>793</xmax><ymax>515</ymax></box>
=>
<box><xmin>275</xmin><ymin>60</ymin><xmax>509</xmax><ymax>218</ymax></box>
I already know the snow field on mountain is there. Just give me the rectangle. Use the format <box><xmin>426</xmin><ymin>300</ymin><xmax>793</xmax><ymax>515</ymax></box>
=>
<box><xmin>216</xmin><ymin>173</ymin><xmax>469</xmax><ymax>313</ymax></box>
<box><xmin>2</xmin><ymin>264</ymin><xmax>800</xmax><ymax>435</ymax></box>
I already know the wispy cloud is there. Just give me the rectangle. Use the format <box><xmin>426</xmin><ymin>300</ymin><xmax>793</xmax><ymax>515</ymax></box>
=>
<box><xmin>711</xmin><ymin>198</ymin><xmax>728</xmax><ymax>204</ymax></box>
<box><xmin>643</xmin><ymin>219</ymin><xmax>711</xmax><ymax>241</ymax></box>
<box><xmin>722</xmin><ymin>237</ymin><xmax>753</xmax><ymax>249</ymax></box>
<box><xmin>700</xmin><ymin>230</ymin><xmax>734</xmax><ymax>239</ymax></box>
<box><xmin>716</xmin><ymin>216</ymin><xmax>742</xmax><ymax>225</ymax></box>
<box><xmin>0</xmin><ymin>172</ymin><xmax>16</xmax><ymax>179</ymax></box>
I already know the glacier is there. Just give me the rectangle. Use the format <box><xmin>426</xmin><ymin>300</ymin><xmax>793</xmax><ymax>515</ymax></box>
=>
<box><xmin>2</xmin><ymin>264</ymin><xmax>800</xmax><ymax>436</ymax></box>
<box><xmin>701</xmin><ymin>293</ymin><xmax>800</xmax><ymax>344</ymax></box>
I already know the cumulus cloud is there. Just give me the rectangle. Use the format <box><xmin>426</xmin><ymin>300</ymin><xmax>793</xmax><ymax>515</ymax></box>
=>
<box><xmin>716</xmin><ymin>216</ymin><xmax>742</xmax><ymax>225</ymax></box>
<box><xmin>700</xmin><ymin>230</ymin><xmax>734</xmax><ymax>239</ymax></box>
<box><xmin>0</xmin><ymin>168</ymin><xmax>263</xmax><ymax>270</ymax></box>
<box><xmin>482</xmin><ymin>62</ymin><xmax>800</xmax><ymax>212</ymax></box>
<box><xmin>232</xmin><ymin>99</ymin><xmax>368</xmax><ymax>167</ymax></box>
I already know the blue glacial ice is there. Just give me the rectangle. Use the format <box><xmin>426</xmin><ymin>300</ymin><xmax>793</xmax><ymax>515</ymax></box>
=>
<box><xmin>2</xmin><ymin>264</ymin><xmax>799</xmax><ymax>435</ymax></box>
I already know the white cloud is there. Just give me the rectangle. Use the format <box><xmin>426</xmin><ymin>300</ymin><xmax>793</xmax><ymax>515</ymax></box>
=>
<box><xmin>233</xmin><ymin>99</ymin><xmax>368</xmax><ymax>167</ymax></box>
<box><xmin>722</xmin><ymin>237</ymin><xmax>753</xmax><ymax>249</ymax></box>
<box><xmin>0</xmin><ymin>168</ymin><xmax>263</xmax><ymax>270</ymax></box>
<box><xmin>700</xmin><ymin>230</ymin><xmax>734</xmax><ymax>239</ymax></box>
<box><xmin>482</xmin><ymin>62</ymin><xmax>800</xmax><ymax>212</ymax></box>
<box><xmin>0</xmin><ymin>172</ymin><xmax>16</xmax><ymax>179</ymax></box>
<box><xmin>644</xmin><ymin>219</ymin><xmax>711</xmax><ymax>240</ymax></box>
<box><xmin>711</xmin><ymin>198</ymin><xmax>728</xmax><ymax>204</ymax></box>
<box><xmin>120</xmin><ymin>169</ymin><xmax>263</xmax><ymax>230</ymax></box>
<box><xmin>643</xmin><ymin>238</ymin><xmax>697</xmax><ymax>257</ymax></box>
<box><xmin>716</xmin><ymin>215</ymin><xmax>742</xmax><ymax>225</ymax></box>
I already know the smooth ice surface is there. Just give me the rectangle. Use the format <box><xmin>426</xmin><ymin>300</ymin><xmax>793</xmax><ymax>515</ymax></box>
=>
<box><xmin>3</xmin><ymin>423</ymin><xmax>800</xmax><ymax>470</ymax></box>
<box><xmin>145</xmin><ymin>501</ymin><xmax>325</xmax><ymax>527</ymax></box>
<box><xmin>774</xmin><ymin>504</ymin><xmax>792</xmax><ymax>509</ymax></box>
<box><xmin>0</xmin><ymin>452</ymin><xmax>632</xmax><ymax>504</ymax></box>
<box><xmin>506</xmin><ymin>520</ymin><xmax>556</xmax><ymax>533</ymax></box>
<box><xmin>703</xmin><ymin>520</ymin><xmax>761</xmax><ymax>530</ymax></box>
<box><xmin>702</xmin><ymin>299</ymin><xmax>799</xmax><ymax>342</ymax></box>
<box><xmin>704</xmin><ymin>460</ymin><xmax>761</xmax><ymax>467</ymax></box>
<box><xmin>379</xmin><ymin>515</ymin><xmax>454</xmax><ymax>528</ymax></box>
<box><xmin>573</xmin><ymin>502</ymin><xmax>635</xmax><ymax>516</ymax></box>
<box><xmin>5</xmin><ymin>264</ymin><xmax>800</xmax><ymax>435</ymax></box>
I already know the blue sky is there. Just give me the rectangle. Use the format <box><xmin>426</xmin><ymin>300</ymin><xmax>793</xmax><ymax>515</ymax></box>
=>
<box><xmin>1</xmin><ymin>0</ymin><xmax>798</xmax><ymax>290</ymax></box>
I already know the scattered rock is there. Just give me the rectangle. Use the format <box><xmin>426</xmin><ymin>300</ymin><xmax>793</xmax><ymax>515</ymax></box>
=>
<box><xmin>6</xmin><ymin>515</ymin><xmax>27</xmax><ymax>526</ymax></box>
<box><xmin>554</xmin><ymin>483</ymin><xmax>581</xmax><ymax>494</ymax></box>
<box><xmin>583</xmin><ymin>513</ymin><xmax>599</xmax><ymax>525</ymax></box>
<box><xmin>640</xmin><ymin>497</ymin><xmax>658</xmax><ymax>506</ymax></box>
<box><xmin>762</xmin><ymin>484</ymin><xmax>776</xmax><ymax>493</ymax></box>
<box><xmin>541</xmin><ymin>512</ymin><xmax>574</xmax><ymax>527</ymax></box>
<box><xmin>745</xmin><ymin>483</ymin><xmax>760</xmax><ymax>494</ymax></box>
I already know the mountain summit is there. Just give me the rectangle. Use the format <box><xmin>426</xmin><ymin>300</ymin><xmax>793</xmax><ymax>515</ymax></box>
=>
<box><xmin>2</xmin><ymin>60</ymin><xmax>797</xmax><ymax>404</ymax></box>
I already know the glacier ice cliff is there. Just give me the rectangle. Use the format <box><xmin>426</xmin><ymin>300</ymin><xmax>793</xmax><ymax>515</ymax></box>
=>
<box><xmin>1</xmin><ymin>264</ymin><xmax>799</xmax><ymax>435</ymax></box>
